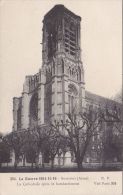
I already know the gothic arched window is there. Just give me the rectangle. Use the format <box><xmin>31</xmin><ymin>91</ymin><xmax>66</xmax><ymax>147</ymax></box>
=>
<box><xmin>29</xmin><ymin>93</ymin><xmax>38</xmax><ymax>128</ymax></box>
<box><xmin>78</xmin><ymin>66</ymin><xmax>81</xmax><ymax>81</ymax></box>
<box><xmin>52</xmin><ymin>61</ymin><xmax>55</xmax><ymax>75</ymax></box>
<box><xmin>64</xmin><ymin>18</ymin><xmax>76</xmax><ymax>57</ymax></box>
<box><xmin>17</xmin><ymin>106</ymin><xmax>21</xmax><ymax>130</ymax></box>
<box><xmin>44</xmin><ymin>84</ymin><xmax>52</xmax><ymax>123</ymax></box>
<box><xmin>62</xmin><ymin>59</ymin><xmax>64</xmax><ymax>74</ymax></box>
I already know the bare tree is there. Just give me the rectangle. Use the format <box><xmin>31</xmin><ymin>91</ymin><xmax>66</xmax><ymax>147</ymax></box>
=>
<box><xmin>30</xmin><ymin>125</ymin><xmax>68</xmax><ymax>168</ymax></box>
<box><xmin>52</xmin><ymin>108</ymin><xmax>103</xmax><ymax>170</ymax></box>
<box><xmin>23</xmin><ymin>130</ymin><xmax>38</xmax><ymax>168</ymax></box>
<box><xmin>47</xmin><ymin>126</ymin><xmax>68</xmax><ymax>168</ymax></box>
<box><xmin>31</xmin><ymin>126</ymin><xmax>51</xmax><ymax>168</ymax></box>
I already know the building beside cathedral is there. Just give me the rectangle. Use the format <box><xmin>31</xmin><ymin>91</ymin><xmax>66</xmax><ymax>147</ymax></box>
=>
<box><xmin>11</xmin><ymin>5</ymin><xmax>122</xmax><ymax>167</ymax></box>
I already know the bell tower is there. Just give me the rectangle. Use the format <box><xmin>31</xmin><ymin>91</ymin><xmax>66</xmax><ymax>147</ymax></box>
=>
<box><xmin>42</xmin><ymin>5</ymin><xmax>85</xmax><ymax>123</ymax></box>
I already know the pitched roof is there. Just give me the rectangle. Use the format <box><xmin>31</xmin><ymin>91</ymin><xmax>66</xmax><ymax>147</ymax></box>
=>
<box><xmin>85</xmin><ymin>90</ymin><xmax>121</xmax><ymax>109</ymax></box>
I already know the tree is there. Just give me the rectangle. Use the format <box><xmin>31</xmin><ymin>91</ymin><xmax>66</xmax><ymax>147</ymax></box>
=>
<box><xmin>46</xmin><ymin>126</ymin><xmax>68</xmax><ymax>168</ymax></box>
<box><xmin>100</xmin><ymin>102</ymin><xmax>123</xmax><ymax>165</ymax></box>
<box><xmin>31</xmin><ymin>126</ymin><xmax>51</xmax><ymax>168</ymax></box>
<box><xmin>52</xmin><ymin>108</ymin><xmax>103</xmax><ymax>170</ymax></box>
<box><xmin>31</xmin><ymin>125</ymin><xmax>68</xmax><ymax>168</ymax></box>
<box><xmin>4</xmin><ymin>131</ymin><xmax>27</xmax><ymax>168</ymax></box>
<box><xmin>24</xmin><ymin>130</ymin><xmax>38</xmax><ymax>168</ymax></box>
<box><xmin>0</xmin><ymin>134</ymin><xmax>10</xmax><ymax>167</ymax></box>
<box><xmin>25</xmin><ymin>146</ymin><xmax>38</xmax><ymax>168</ymax></box>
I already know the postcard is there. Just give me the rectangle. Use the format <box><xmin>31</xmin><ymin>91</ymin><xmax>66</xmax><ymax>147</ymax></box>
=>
<box><xmin>0</xmin><ymin>0</ymin><xmax>122</xmax><ymax>194</ymax></box>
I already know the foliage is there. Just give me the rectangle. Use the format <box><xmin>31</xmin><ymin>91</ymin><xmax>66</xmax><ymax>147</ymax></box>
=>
<box><xmin>4</xmin><ymin>130</ymin><xmax>27</xmax><ymax>168</ymax></box>
<box><xmin>0</xmin><ymin>134</ymin><xmax>10</xmax><ymax>165</ymax></box>
<box><xmin>100</xmin><ymin>103</ymin><xmax>123</xmax><ymax>164</ymax></box>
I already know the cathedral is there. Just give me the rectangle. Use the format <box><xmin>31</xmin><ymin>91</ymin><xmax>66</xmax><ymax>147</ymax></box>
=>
<box><xmin>13</xmin><ymin>4</ymin><xmax>85</xmax><ymax>131</ymax></box>
<box><xmin>12</xmin><ymin>5</ymin><xmax>122</xmax><ymax>167</ymax></box>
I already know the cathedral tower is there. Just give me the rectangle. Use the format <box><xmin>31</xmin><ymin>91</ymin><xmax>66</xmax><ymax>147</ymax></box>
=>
<box><xmin>42</xmin><ymin>5</ymin><xmax>85</xmax><ymax>123</ymax></box>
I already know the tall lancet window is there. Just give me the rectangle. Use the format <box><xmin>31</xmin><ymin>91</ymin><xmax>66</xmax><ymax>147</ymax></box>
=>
<box><xmin>17</xmin><ymin>105</ymin><xmax>21</xmax><ymax>130</ymax></box>
<box><xmin>29</xmin><ymin>93</ymin><xmax>38</xmax><ymax>129</ymax></box>
<box><xmin>68</xmin><ymin>84</ymin><xmax>78</xmax><ymax>113</ymax></box>
<box><xmin>64</xmin><ymin>17</ymin><xmax>77</xmax><ymax>57</ymax></box>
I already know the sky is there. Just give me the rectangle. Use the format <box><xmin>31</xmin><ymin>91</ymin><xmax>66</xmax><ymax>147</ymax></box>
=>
<box><xmin>0</xmin><ymin>0</ymin><xmax>122</xmax><ymax>134</ymax></box>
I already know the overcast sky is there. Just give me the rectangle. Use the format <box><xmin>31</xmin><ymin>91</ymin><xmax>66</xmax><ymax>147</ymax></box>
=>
<box><xmin>0</xmin><ymin>0</ymin><xmax>122</xmax><ymax>134</ymax></box>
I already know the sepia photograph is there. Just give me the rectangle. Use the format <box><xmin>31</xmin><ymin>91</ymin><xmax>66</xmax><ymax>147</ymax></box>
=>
<box><xmin>0</xmin><ymin>0</ymin><xmax>122</xmax><ymax>175</ymax></box>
